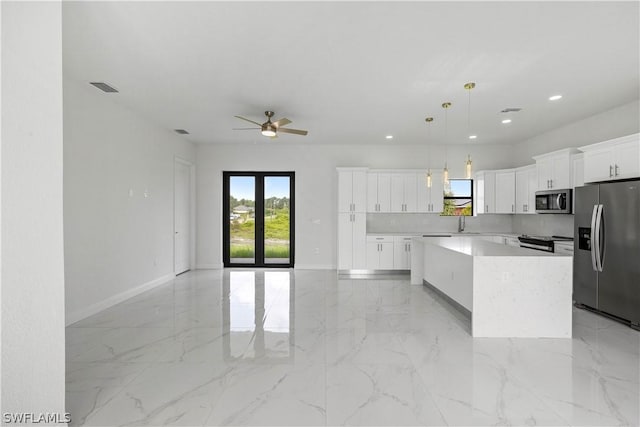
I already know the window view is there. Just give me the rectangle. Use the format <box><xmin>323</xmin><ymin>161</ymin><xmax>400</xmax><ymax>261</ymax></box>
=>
<box><xmin>264</xmin><ymin>176</ymin><xmax>291</xmax><ymax>264</ymax></box>
<box><xmin>442</xmin><ymin>179</ymin><xmax>473</xmax><ymax>216</ymax></box>
<box><xmin>229</xmin><ymin>176</ymin><xmax>256</xmax><ymax>263</ymax></box>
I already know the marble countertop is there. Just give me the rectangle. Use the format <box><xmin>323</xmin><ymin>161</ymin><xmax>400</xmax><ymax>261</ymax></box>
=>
<box><xmin>367</xmin><ymin>231</ymin><xmax>519</xmax><ymax>237</ymax></box>
<box><xmin>413</xmin><ymin>235</ymin><xmax>566</xmax><ymax>257</ymax></box>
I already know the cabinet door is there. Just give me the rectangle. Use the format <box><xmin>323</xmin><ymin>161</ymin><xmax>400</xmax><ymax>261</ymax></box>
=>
<box><xmin>379</xmin><ymin>243</ymin><xmax>394</xmax><ymax>269</ymax></box>
<box><xmin>515</xmin><ymin>168</ymin><xmax>528</xmax><ymax>214</ymax></box>
<box><xmin>537</xmin><ymin>159</ymin><xmax>553</xmax><ymax>190</ymax></box>
<box><xmin>352</xmin><ymin>213</ymin><xmax>367</xmax><ymax>269</ymax></box>
<box><xmin>393</xmin><ymin>238</ymin><xmax>412</xmax><ymax>269</ymax></box>
<box><xmin>584</xmin><ymin>148</ymin><xmax>614</xmax><ymax>183</ymax></box>
<box><xmin>484</xmin><ymin>172</ymin><xmax>496</xmax><ymax>213</ymax></box>
<box><xmin>337</xmin><ymin>213</ymin><xmax>353</xmax><ymax>269</ymax></box>
<box><xmin>495</xmin><ymin>170</ymin><xmax>515</xmax><ymax>213</ymax></box>
<box><xmin>366</xmin><ymin>241</ymin><xmax>380</xmax><ymax>269</ymax></box>
<box><xmin>613</xmin><ymin>140</ymin><xmax>640</xmax><ymax>180</ymax></box>
<box><xmin>416</xmin><ymin>172</ymin><xmax>430</xmax><ymax>212</ymax></box>
<box><xmin>572</xmin><ymin>155</ymin><xmax>584</xmax><ymax>189</ymax></box>
<box><xmin>430</xmin><ymin>171</ymin><xmax>444</xmax><ymax>213</ymax></box>
<box><xmin>351</xmin><ymin>171</ymin><xmax>367</xmax><ymax>213</ymax></box>
<box><xmin>551</xmin><ymin>155</ymin><xmax>571</xmax><ymax>189</ymax></box>
<box><xmin>338</xmin><ymin>171</ymin><xmax>353</xmax><ymax>212</ymax></box>
<box><xmin>526</xmin><ymin>167</ymin><xmax>537</xmax><ymax>213</ymax></box>
<box><xmin>390</xmin><ymin>174</ymin><xmax>405</xmax><ymax>212</ymax></box>
<box><xmin>403</xmin><ymin>174</ymin><xmax>418</xmax><ymax>212</ymax></box>
<box><xmin>377</xmin><ymin>173</ymin><xmax>391</xmax><ymax>212</ymax></box>
<box><xmin>367</xmin><ymin>173</ymin><xmax>379</xmax><ymax>212</ymax></box>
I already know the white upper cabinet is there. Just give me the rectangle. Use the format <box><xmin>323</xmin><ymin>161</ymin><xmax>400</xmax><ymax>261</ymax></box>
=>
<box><xmin>337</xmin><ymin>168</ymin><xmax>367</xmax><ymax>213</ymax></box>
<box><xmin>580</xmin><ymin>133</ymin><xmax>640</xmax><ymax>183</ymax></box>
<box><xmin>417</xmin><ymin>170</ymin><xmax>444</xmax><ymax>213</ymax></box>
<box><xmin>515</xmin><ymin>165</ymin><xmax>536</xmax><ymax>214</ymax></box>
<box><xmin>494</xmin><ymin>169</ymin><xmax>516</xmax><ymax>214</ymax></box>
<box><xmin>475</xmin><ymin>171</ymin><xmax>496</xmax><ymax>214</ymax></box>
<box><xmin>572</xmin><ymin>153</ymin><xmax>584</xmax><ymax>189</ymax></box>
<box><xmin>367</xmin><ymin>172</ymin><xmax>391</xmax><ymax>212</ymax></box>
<box><xmin>390</xmin><ymin>173</ymin><xmax>418</xmax><ymax>212</ymax></box>
<box><xmin>533</xmin><ymin>148</ymin><xmax>579</xmax><ymax>190</ymax></box>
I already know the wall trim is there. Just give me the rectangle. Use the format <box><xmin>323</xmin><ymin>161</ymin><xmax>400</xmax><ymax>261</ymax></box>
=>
<box><xmin>294</xmin><ymin>264</ymin><xmax>335</xmax><ymax>270</ymax></box>
<box><xmin>65</xmin><ymin>273</ymin><xmax>175</xmax><ymax>326</ymax></box>
<box><xmin>196</xmin><ymin>263</ymin><xmax>223</xmax><ymax>270</ymax></box>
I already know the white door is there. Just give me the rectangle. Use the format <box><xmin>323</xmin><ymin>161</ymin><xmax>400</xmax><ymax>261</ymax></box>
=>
<box><xmin>174</xmin><ymin>160</ymin><xmax>191</xmax><ymax>274</ymax></box>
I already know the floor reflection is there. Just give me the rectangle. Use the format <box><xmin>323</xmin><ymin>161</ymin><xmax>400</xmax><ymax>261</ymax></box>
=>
<box><xmin>223</xmin><ymin>270</ymin><xmax>294</xmax><ymax>363</ymax></box>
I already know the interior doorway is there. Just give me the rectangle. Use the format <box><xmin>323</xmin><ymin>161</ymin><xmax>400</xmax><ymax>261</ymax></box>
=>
<box><xmin>174</xmin><ymin>158</ymin><xmax>194</xmax><ymax>275</ymax></box>
<box><xmin>223</xmin><ymin>172</ymin><xmax>295</xmax><ymax>267</ymax></box>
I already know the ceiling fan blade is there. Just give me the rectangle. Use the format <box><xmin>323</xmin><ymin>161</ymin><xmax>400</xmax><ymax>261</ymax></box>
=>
<box><xmin>278</xmin><ymin>127</ymin><xmax>308</xmax><ymax>136</ymax></box>
<box><xmin>232</xmin><ymin>127</ymin><xmax>260</xmax><ymax>130</ymax></box>
<box><xmin>272</xmin><ymin>118</ymin><xmax>291</xmax><ymax>128</ymax></box>
<box><xmin>234</xmin><ymin>115</ymin><xmax>262</xmax><ymax>126</ymax></box>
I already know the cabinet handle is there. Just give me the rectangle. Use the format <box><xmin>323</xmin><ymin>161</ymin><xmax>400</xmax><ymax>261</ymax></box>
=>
<box><xmin>609</xmin><ymin>165</ymin><xmax>613</xmax><ymax>177</ymax></box>
<box><xmin>512</xmin><ymin>204</ymin><xmax>515</xmax><ymax>213</ymax></box>
<box><xmin>486</xmin><ymin>204</ymin><xmax>488</xmax><ymax>212</ymax></box>
<box><xmin>615</xmin><ymin>164</ymin><xmax>619</xmax><ymax>176</ymax></box>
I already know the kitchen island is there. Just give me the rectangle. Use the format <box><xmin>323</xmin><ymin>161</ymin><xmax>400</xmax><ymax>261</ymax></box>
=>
<box><xmin>411</xmin><ymin>236</ymin><xmax>573</xmax><ymax>338</ymax></box>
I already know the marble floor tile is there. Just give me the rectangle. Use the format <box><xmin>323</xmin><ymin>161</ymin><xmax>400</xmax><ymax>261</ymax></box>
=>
<box><xmin>66</xmin><ymin>269</ymin><xmax>640</xmax><ymax>426</ymax></box>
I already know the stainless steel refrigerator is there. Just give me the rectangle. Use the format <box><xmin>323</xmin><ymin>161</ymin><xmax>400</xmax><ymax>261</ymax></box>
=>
<box><xmin>574</xmin><ymin>180</ymin><xmax>640</xmax><ymax>329</ymax></box>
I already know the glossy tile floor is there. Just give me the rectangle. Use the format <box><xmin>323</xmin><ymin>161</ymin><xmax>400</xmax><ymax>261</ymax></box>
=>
<box><xmin>66</xmin><ymin>269</ymin><xmax>640</xmax><ymax>426</ymax></box>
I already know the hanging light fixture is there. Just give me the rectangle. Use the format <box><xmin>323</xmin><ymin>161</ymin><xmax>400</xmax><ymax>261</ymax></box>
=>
<box><xmin>442</xmin><ymin>102</ymin><xmax>451</xmax><ymax>185</ymax></box>
<box><xmin>464</xmin><ymin>82</ymin><xmax>476</xmax><ymax>179</ymax></box>
<box><xmin>425</xmin><ymin>117</ymin><xmax>434</xmax><ymax>188</ymax></box>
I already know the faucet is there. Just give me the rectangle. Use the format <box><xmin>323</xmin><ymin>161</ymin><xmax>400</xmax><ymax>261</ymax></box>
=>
<box><xmin>458</xmin><ymin>215</ymin><xmax>465</xmax><ymax>232</ymax></box>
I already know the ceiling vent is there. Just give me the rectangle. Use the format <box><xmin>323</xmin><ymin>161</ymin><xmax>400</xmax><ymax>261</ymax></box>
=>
<box><xmin>501</xmin><ymin>108</ymin><xmax>522</xmax><ymax>113</ymax></box>
<box><xmin>174</xmin><ymin>129</ymin><xmax>190</xmax><ymax>135</ymax></box>
<box><xmin>90</xmin><ymin>82</ymin><xmax>119</xmax><ymax>93</ymax></box>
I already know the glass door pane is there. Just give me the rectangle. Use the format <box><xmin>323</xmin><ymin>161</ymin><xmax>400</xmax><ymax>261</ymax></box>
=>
<box><xmin>229</xmin><ymin>176</ymin><xmax>255</xmax><ymax>264</ymax></box>
<box><xmin>264</xmin><ymin>176</ymin><xmax>291</xmax><ymax>264</ymax></box>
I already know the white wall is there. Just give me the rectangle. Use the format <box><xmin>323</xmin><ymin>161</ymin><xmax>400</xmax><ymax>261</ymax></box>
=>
<box><xmin>196</xmin><ymin>143</ymin><xmax>514</xmax><ymax>269</ymax></box>
<box><xmin>1</xmin><ymin>1</ymin><xmax>65</xmax><ymax>417</ymax></box>
<box><xmin>63</xmin><ymin>77</ymin><xmax>196</xmax><ymax>324</ymax></box>
<box><xmin>511</xmin><ymin>99</ymin><xmax>640</xmax><ymax>166</ymax></box>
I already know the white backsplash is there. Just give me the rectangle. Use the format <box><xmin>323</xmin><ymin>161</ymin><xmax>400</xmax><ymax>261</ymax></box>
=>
<box><xmin>366</xmin><ymin>213</ymin><xmax>513</xmax><ymax>234</ymax></box>
<box><xmin>512</xmin><ymin>214</ymin><xmax>574</xmax><ymax>238</ymax></box>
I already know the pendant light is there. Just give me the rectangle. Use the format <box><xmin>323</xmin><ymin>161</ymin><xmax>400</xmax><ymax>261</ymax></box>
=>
<box><xmin>442</xmin><ymin>102</ymin><xmax>451</xmax><ymax>185</ymax></box>
<box><xmin>464</xmin><ymin>82</ymin><xmax>476</xmax><ymax>179</ymax></box>
<box><xmin>425</xmin><ymin>117</ymin><xmax>434</xmax><ymax>188</ymax></box>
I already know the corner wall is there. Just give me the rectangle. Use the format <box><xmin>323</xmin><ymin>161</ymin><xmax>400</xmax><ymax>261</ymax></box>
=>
<box><xmin>196</xmin><ymin>143</ymin><xmax>515</xmax><ymax>269</ymax></box>
<box><xmin>1</xmin><ymin>1</ymin><xmax>65</xmax><ymax>416</ymax></box>
<box><xmin>63</xmin><ymin>77</ymin><xmax>196</xmax><ymax>324</ymax></box>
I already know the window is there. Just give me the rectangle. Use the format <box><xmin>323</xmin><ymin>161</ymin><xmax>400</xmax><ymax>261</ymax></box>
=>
<box><xmin>442</xmin><ymin>179</ymin><xmax>473</xmax><ymax>216</ymax></box>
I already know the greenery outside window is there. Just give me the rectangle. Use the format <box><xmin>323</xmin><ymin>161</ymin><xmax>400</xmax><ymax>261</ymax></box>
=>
<box><xmin>442</xmin><ymin>179</ymin><xmax>473</xmax><ymax>216</ymax></box>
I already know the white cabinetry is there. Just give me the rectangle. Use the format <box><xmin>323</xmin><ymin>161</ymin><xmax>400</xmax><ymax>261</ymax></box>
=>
<box><xmin>366</xmin><ymin>236</ymin><xmax>394</xmax><ymax>270</ymax></box>
<box><xmin>580</xmin><ymin>133</ymin><xmax>640</xmax><ymax>183</ymax></box>
<box><xmin>337</xmin><ymin>168</ymin><xmax>367</xmax><ymax>213</ymax></box>
<box><xmin>417</xmin><ymin>170</ymin><xmax>444</xmax><ymax>213</ymax></box>
<box><xmin>572</xmin><ymin>153</ymin><xmax>584</xmax><ymax>188</ymax></box>
<box><xmin>533</xmin><ymin>148</ymin><xmax>579</xmax><ymax>190</ymax></box>
<box><xmin>515</xmin><ymin>165</ymin><xmax>536</xmax><ymax>214</ymax></box>
<box><xmin>393</xmin><ymin>236</ymin><xmax>413</xmax><ymax>269</ymax></box>
<box><xmin>495</xmin><ymin>169</ymin><xmax>516</xmax><ymax>214</ymax></box>
<box><xmin>367</xmin><ymin>172</ymin><xmax>391</xmax><ymax>212</ymax></box>
<box><xmin>337</xmin><ymin>168</ymin><xmax>367</xmax><ymax>270</ymax></box>
<box><xmin>390</xmin><ymin>173</ymin><xmax>418</xmax><ymax>212</ymax></box>
<box><xmin>475</xmin><ymin>171</ymin><xmax>496</xmax><ymax>214</ymax></box>
<box><xmin>554</xmin><ymin>241</ymin><xmax>574</xmax><ymax>256</ymax></box>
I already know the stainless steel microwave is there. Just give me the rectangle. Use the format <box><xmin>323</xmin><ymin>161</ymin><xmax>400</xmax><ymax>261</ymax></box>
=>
<box><xmin>535</xmin><ymin>189</ymin><xmax>572</xmax><ymax>214</ymax></box>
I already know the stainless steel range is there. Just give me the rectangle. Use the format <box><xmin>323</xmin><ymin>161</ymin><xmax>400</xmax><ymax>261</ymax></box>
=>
<box><xmin>518</xmin><ymin>235</ymin><xmax>574</xmax><ymax>253</ymax></box>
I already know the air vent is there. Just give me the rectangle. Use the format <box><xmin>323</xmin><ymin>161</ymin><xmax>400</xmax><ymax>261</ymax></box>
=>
<box><xmin>501</xmin><ymin>108</ymin><xmax>522</xmax><ymax>113</ymax></box>
<box><xmin>174</xmin><ymin>129</ymin><xmax>190</xmax><ymax>135</ymax></box>
<box><xmin>90</xmin><ymin>82</ymin><xmax>119</xmax><ymax>93</ymax></box>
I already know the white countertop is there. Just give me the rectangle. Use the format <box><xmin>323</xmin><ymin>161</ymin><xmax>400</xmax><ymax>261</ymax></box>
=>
<box><xmin>414</xmin><ymin>235</ymin><xmax>566</xmax><ymax>257</ymax></box>
<box><xmin>367</xmin><ymin>231</ymin><xmax>518</xmax><ymax>237</ymax></box>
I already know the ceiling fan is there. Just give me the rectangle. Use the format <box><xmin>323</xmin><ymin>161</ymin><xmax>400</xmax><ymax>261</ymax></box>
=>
<box><xmin>233</xmin><ymin>111</ymin><xmax>308</xmax><ymax>138</ymax></box>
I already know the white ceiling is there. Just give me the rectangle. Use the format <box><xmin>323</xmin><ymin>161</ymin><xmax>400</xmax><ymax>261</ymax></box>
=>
<box><xmin>62</xmin><ymin>1</ymin><xmax>640</xmax><ymax>146</ymax></box>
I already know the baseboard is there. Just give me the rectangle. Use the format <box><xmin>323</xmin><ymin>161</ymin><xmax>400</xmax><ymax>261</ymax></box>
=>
<box><xmin>65</xmin><ymin>273</ymin><xmax>175</xmax><ymax>326</ymax></box>
<box><xmin>294</xmin><ymin>264</ymin><xmax>335</xmax><ymax>270</ymax></box>
<box><xmin>195</xmin><ymin>263</ymin><xmax>222</xmax><ymax>269</ymax></box>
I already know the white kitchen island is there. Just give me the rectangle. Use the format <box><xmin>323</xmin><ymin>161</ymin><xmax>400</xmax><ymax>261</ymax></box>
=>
<box><xmin>411</xmin><ymin>236</ymin><xmax>573</xmax><ymax>338</ymax></box>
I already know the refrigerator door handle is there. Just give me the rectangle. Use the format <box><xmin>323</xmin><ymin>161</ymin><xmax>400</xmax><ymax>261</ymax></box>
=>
<box><xmin>597</xmin><ymin>204</ymin><xmax>605</xmax><ymax>271</ymax></box>
<box><xmin>590</xmin><ymin>204</ymin><xmax>599</xmax><ymax>272</ymax></box>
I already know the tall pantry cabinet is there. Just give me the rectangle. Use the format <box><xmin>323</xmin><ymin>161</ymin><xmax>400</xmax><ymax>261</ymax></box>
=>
<box><xmin>337</xmin><ymin>168</ymin><xmax>367</xmax><ymax>270</ymax></box>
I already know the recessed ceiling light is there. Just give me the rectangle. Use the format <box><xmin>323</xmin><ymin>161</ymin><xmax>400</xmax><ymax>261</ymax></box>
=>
<box><xmin>502</xmin><ymin>119</ymin><xmax>512</xmax><ymax>124</ymax></box>
<box><xmin>469</xmin><ymin>135</ymin><xmax>477</xmax><ymax>140</ymax></box>
<box><xmin>386</xmin><ymin>135</ymin><xmax>393</xmax><ymax>139</ymax></box>
<box><xmin>549</xmin><ymin>95</ymin><xmax>563</xmax><ymax>101</ymax></box>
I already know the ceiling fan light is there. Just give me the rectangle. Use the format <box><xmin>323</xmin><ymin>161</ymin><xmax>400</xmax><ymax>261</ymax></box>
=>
<box><xmin>261</xmin><ymin>124</ymin><xmax>276</xmax><ymax>137</ymax></box>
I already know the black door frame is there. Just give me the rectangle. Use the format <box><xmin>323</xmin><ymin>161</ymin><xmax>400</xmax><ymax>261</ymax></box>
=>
<box><xmin>223</xmin><ymin>171</ymin><xmax>295</xmax><ymax>268</ymax></box>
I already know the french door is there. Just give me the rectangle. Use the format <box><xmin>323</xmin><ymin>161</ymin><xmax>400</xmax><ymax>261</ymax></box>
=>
<box><xmin>223</xmin><ymin>172</ymin><xmax>295</xmax><ymax>267</ymax></box>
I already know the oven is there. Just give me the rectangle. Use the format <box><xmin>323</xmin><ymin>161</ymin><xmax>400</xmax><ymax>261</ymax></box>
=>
<box><xmin>518</xmin><ymin>235</ymin><xmax>574</xmax><ymax>253</ymax></box>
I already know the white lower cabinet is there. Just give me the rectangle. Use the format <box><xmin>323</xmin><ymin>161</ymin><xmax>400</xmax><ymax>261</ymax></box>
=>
<box><xmin>393</xmin><ymin>236</ymin><xmax>413</xmax><ymax>269</ymax></box>
<box><xmin>366</xmin><ymin>236</ymin><xmax>394</xmax><ymax>270</ymax></box>
<box><xmin>338</xmin><ymin>212</ymin><xmax>366</xmax><ymax>270</ymax></box>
